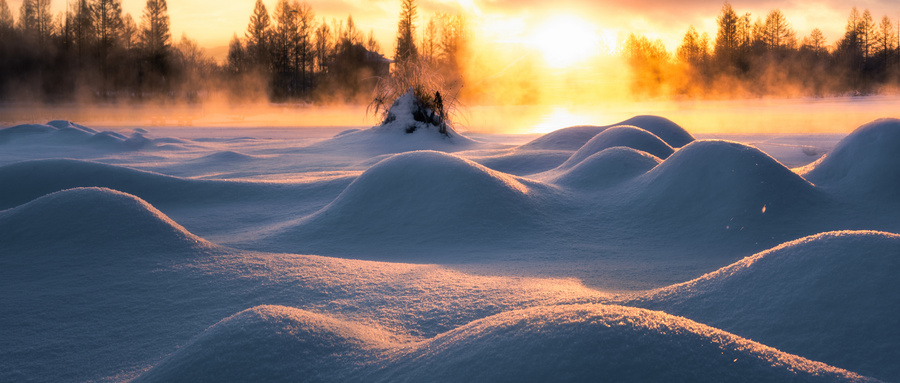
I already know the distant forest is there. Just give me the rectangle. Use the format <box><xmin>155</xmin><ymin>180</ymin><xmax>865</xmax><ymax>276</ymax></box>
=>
<box><xmin>624</xmin><ymin>3</ymin><xmax>900</xmax><ymax>98</ymax></box>
<box><xmin>0</xmin><ymin>0</ymin><xmax>466</xmax><ymax>103</ymax></box>
<box><xmin>1</xmin><ymin>0</ymin><xmax>899</xmax><ymax>103</ymax></box>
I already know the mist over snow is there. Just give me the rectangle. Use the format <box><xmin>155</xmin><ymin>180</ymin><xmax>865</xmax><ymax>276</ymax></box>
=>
<box><xmin>1</xmin><ymin>112</ymin><xmax>898</xmax><ymax>382</ymax></box>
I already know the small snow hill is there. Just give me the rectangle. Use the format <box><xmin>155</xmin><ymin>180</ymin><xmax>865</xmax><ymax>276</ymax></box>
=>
<box><xmin>628</xmin><ymin>230</ymin><xmax>900</xmax><ymax>382</ymax></box>
<box><xmin>802</xmin><ymin>118</ymin><xmax>900</xmax><ymax>201</ymax></box>
<box><xmin>0</xmin><ymin>187</ymin><xmax>210</xmax><ymax>253</ymax></box>
<box><xmin>623</xmin><ymin>140</ymin><xmax>828</xmax><ymax>239</ymax></box>
<box><xmin>266</xmin><ymin>150</ymin><xmax>545</xmax><ymax>256</ymax></box>
<box><xmin>546</xmin><ymin>147</ymin><xmax>662</xmax><ymax>190</ymax></box>
<box><xmin>136</xmin><ymin>304</ymin><xmax>873</xmax><ymax>382</ymax></box>
<box><xmin>554</xmin><ymin>125</ymin><xmax>673</xmax><ymax>171</ymax></box>
<box><xmin>520</xmin><ymin>115</ymin><xmax>694</xmax><ymax>151</ymax></box>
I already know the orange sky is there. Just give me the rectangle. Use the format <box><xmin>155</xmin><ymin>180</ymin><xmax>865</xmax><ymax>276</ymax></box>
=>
<box><xmin>7</xmin><ymin>0</ymin><xmax>900</xmax><ymax>62</ymax></box>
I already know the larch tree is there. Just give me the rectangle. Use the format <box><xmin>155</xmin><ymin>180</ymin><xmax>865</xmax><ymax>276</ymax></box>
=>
<box><xmin>714</xmin><ymin>2</ymin><xmax>739</xmax><ymax>66</ymax></box>
<box><xmin>877</xmin><ymin>16</ymin><xmax>895</xmax><ymax>66</ymax></box>
<box><xmin>762</xmin><ymin>9</ymin><xmax>795</xmax><ymax>51</ymax></box>
<box><xmin>18</xmin><ymin>0</ymin><xmax>54</xmax><ymax>44</ymax></box>
<box><xmin>394</xmin><ymin>0</ymin><xmax>418</xmax><ymax>63</ymax></box>
<box><xmin>0</xmin><ymin>0</ymin><xmax>15</xmax><ymax>36</ymax></box>
<box><xmin>70</xmin><ymin>0</ymin><xmax>94</xmax><ymax>56</ymax></box>
<box><xmin>139</xmin><ymin>0</ymin><xmax>170</xmax><ymax>57</ymax></box>
<box><xmin>801</xmin><ymin>28</ymin><xmax>827</xmax><ymax>57</ymax></box>
<box><xmin>94</xmin><ymin>0</ymin><xmax>124</xmax><ymax>55</ymax></box>
<box><xmin>245</xmin><ymin>0</ymin><xmax>270</xmax><ymax>69</ymax></box>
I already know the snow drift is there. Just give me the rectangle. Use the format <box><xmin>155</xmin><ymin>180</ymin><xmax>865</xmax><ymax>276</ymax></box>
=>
<box><xmin>802</xmin><ymin>118</ymin><xmax>900</xmax><ymax>200</ymax></box>
<box><xmin>628</xmin><ymin>230</ymin><xmax>900</xmax><ymax>382</ymax></box>
<box><xmin>520</xmin><ymin>115</ymin><xmax>694</xmax><ymax>151</ymax></box>
<box><xmin>0</xmin><ymin>187</ymin><xmax>209</xmax><ymax>251</ymax></box>
<box><xmin>137</xmin><ymin>304</ymin><xmax>873</xmax><ymax>382</ymax></box>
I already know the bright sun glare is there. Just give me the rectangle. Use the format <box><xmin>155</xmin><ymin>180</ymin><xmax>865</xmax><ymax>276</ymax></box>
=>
<box><xmin>530</xmin><ymin>15</ymin><xmax>601</xmax><ymax>68</ymax></box>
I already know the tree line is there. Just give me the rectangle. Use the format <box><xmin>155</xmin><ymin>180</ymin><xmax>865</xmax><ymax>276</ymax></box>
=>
<box><xmin>0</xmin><ymin>0</ymin><xmax>468</xmax><ymax>104</ymax></box>
<box><xmin>623</xmin><ymin>3</ymin><xmax>900</xmax><ymax>98</ymax></box>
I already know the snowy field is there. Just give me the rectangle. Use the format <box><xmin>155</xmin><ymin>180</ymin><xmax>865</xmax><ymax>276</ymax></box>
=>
<box><xmin>1</xmin><ymin>110</ymin><xmax>899</xmax><ymax>382</ymax></box>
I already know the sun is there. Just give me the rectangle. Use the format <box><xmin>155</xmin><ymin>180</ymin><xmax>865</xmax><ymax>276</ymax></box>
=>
<box><xmin>529</xmin><ymin>15</ymin><xmax>601</xmax><ymax>68</ymax></box>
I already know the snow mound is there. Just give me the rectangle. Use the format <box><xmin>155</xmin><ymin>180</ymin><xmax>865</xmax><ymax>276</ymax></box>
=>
<box><xmin>270</xmin><ymin>150</ymin><xmax>539</xmax><ymax>254</ymax></box>
<box><xmin>0</xmin><ymin>159</ymin><xmax>287</xmax><ymax>210</ymax></box>
<box><xmin>520</xmin><ymin>125</ymin><xmax>610</xmax><ymax>151</ymax></box>
<box><xmin>802</xmin><ymin>118</ymin><xmax>900</xmax><ymax>199</ymax></box>
<box><xmin>383</xmin><ymin>304</ymin><xmax>871</xmax><ymax>382</ymax></box>
<box><xmin>471</xmin><ymin>149</ymin><xmax>573</xmax><ymax>176</ymax></box>
<box><xmin>548</xmin><ymin>147</ymin><xmax>662</xmax><ymax>189</ymax></box>
<box><xmin>617</xmin><ymin>115</ymin><xmax>695</xmax><ymax>148</ymax></box>
<box><xmin>629</xmin><ymin>230</ymin><xmax>900</xmax><ymax>381</ymax></box>
<box><xmin>0</xmin><ymin>120</ymin><xmax>152</xmax><ymax>149</ymax></box>
<box><xmin>0</xmin><ymin>123</ymin><xmax>57</xmax><ymax>142</ymax></box>
<box><xmin>0</xmin><ymin>159</ymin><xmax>187</xmax><ymax>210</ymax></box>
<box><xmin>628</xmin><ymin>140</ymin><xmax>824</xmax><ymax>232</ymax></box>
<box><xmin>0</xmin><ymin>187</ymin><xmax>209</xmax><ymax>251</ymax></box>
<box><xmin>557</xmin><ymin>125</ymin><xmax>673</xmax><ymax>170</ymax></box>
<box><xmin>521</xmin><ymin>115</ymin><xmax>693</xmax><ymax>151</ymax></box>
<box><xmin>134</xmin><ymin>305</ymin><xmax>397</xmax><ymax>383</ymax></box>
<box><xmin>193</xmin><ymin>150</ymin><xmax>258</xmax><ymax>163</ymax></box>
<box><xmin>137</xmin><ymin>304</ymin><xmax>871</xmax><ymax>382</ymax></box>
<box><xmin>47</xmin><ymin>119</ymin><xmax>98</xmax><ymax>133</ymax></box>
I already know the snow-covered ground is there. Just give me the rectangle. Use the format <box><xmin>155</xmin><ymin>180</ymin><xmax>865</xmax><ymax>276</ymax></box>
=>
<box><xmin>1</xmin><ymin>112</ymin><xmax>898</xmax><ymax>382</ymax></box>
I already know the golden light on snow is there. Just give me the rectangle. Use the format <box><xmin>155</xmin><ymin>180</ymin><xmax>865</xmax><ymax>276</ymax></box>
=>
<box><xmin>532</xmin><ymin>107</ymin><xmax>594</xmax><ymax>133</ymax></box>
<box><xmin>528</xmin><ymin>15</ymin><xmax>601</xmax><ymax>69</ymax></box>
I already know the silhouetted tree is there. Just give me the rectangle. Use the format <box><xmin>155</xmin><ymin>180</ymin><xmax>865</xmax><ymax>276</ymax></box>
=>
<box><xmin>245</xmin><ymin>0</ymin><xmax>271</xmax><ymax>70</ymax></box>
<box><xmin>877</xmin><ymin>16</ymin><xmax>895</xmax><ymax>67</ymax></box>
<box><xmin>313</xmin><ymin>19</ymin><xmax>331</xmax><ymax>74</ymax></box>
<box><xmin>19</xmin><ymin>0</ymin><xmax>54</xmax><ymax>44</ymax></box>
<box><xmin>139</xmin><ymin>0</ymin><xmax>172</xmax><ymax>95</ymax></box>
<box><xmin>0</xmin><ymin>0</ymin><xmax>13</xmax><ymax>34</ymax></box>
<box><xmin>714</xmin><ymin>2</ymin><xmax>739</xmax><ymax>68</ymax></box>
<box><xmin>394</xmin><ymin>0</ymin><xmax>418</xmax><ymax>63</ymax></box>
<box><xmin>762</xmin><ymin>9</ymin><xmax>795</xmax><ymax>51</ymax></box>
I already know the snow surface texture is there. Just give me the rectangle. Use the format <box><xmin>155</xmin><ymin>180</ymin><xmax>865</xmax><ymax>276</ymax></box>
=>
<box><xmin>1</xmin><ymin>115</ymin><xmax>898</xmax><ymax>382</ymax></box>
<box><xmin>627</xmin><ymin>231</ymin><xmax>900</xmax><ymax>381</ymax></box>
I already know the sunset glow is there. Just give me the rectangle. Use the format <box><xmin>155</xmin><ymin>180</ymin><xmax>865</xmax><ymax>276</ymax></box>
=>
<box><xmin>529</xmin><ymin>15</ymin><xmax>601</xmax><ymax>68</ymax></box>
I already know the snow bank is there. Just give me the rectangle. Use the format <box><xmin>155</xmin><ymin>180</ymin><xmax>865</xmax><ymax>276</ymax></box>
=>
<box><xmin>802</xmin><ymin>118</ymin><xmax>900</xmax><ymax>200</ymax></box>
<box><xmin>520</xmin><ymin>115</ymin><xmax>694</xmax><ymax>151</ymax></box>
<box><xmin>548</xmin><ymin>147</ymin><xmax>662</xmax><ymax>189</ymax></box>
<box><xmin>629</xmin><ymin>230</ymin><xmax>900</xmax><ymax>381</ymax></box>
<box><xmin>137</xmin><ymin>304</ymin><xmax>872</xmax><ymax>382</ymax></box>
<box><xmin>556</xmin><ymin>125</ymin><xmax>673</xmax><ymax>170</ymax></box>
<box><xmin>0</xmin><ymin>187</ymin><xmax>209</xmax><ymax>251</ymax></box>
<box><xmin>627</xmin><ymin>140</ymin><xmax>826</xmax><ymax>233</ymax></box>
<box><xmin>268</xmin><ymin>150</ymin><xmax>543</xmax><ymax>254</ymax></box>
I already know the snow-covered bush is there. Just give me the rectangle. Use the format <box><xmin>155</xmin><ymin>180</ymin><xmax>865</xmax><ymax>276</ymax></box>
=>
<box><xmin>368</xmin><ymin>60</ymin><xmax>457</xmax><ymax>136</ymax></box>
